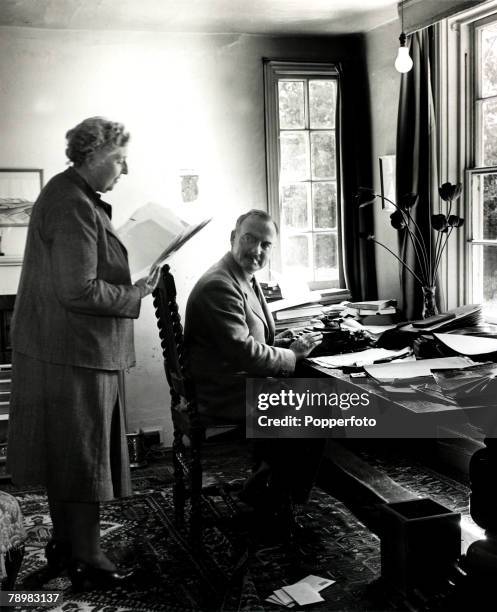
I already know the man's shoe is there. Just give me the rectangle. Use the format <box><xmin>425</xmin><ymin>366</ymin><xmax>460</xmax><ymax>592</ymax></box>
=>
<box><xmin>44</xmin><ymin>540</ymin><xmax>71</xmax><ymax>576</ymax></box>
<box><xmin>237</xmin><ymin>466</ymin><xmax>271</xmax><ymax>509</ymax></box>
<box><xmin>69</xmin><ymin>561</ymin><xmax>135</xmax><ymax>591</ymax></box>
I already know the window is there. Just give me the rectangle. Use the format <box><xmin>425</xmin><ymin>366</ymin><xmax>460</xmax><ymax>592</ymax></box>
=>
<box><xmin>264</xmin><ymin>61</ymin><xmax>341</xmax><ymax>288</ymax></box>
<box><xmin>467</xmin><ymin>14</ymin><xmax>497</xmax><ymax>304</ymax></box>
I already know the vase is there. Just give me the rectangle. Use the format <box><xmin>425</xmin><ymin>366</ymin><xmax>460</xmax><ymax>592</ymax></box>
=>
<box><xmin>421</xmin><ymin>285</ymin><xmax>438</xmax><ymax>319</ymax></box>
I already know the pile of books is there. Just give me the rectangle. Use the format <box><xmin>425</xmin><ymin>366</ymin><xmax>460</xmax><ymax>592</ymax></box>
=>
<box><xmin>269</xmin><ymin>292</ymin><xmax>323</xmax><ymax>330</ymax></box>
<box><xmin>260</xmin><ymin>281</ymin><xmax>282</xmax><ymax>302</ymax></box>
<box><xmin>267</xmin><ymin>286</ymin><xmax>351</xmax><ymax>331</ymax></box>
<box><xmin>319</xmin><ymin>287</ymin><xmax>351</xmax><ymax>306</ymax></box>
<box><xmin>342</xmin><ymin>299</ymin><xmax>400</xmax><ymax>325</ymax></box>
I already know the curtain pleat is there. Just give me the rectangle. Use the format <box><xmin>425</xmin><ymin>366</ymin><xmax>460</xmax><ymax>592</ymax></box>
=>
<box><xmin>396</xmin><ymin>26</ymin><xmax>440</xmax><ymax>319</ymax></box>
<box><xmin>339</xmin><ymin>58</ymin><xmax>377</xmax><ymax>301</ymax></box>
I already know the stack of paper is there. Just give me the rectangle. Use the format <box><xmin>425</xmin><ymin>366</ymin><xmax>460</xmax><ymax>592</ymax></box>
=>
<box><xmin>266</xmin><ymin>575</ymin><xmax>335</xmax><ymax>608</ymax></box>
<box><xmin>344</xmin><ymin>299</ymin><xmax>397</xmax><ymax>315</ymax></box>
<box><xmin>400</xmin><ymin>304</ymin><xmax>482</xmax><ymax>333</ymax></box>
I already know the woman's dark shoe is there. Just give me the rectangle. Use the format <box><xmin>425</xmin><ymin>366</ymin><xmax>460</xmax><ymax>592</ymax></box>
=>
<box><xmin>45</xmin><ymin>540</ymin><xmax>71</xmax><ymax>576</ymax></box>
<box><xmin>69</xmin><ymin>560</ymin><xmax>135</xmax><ymax>591</ymax></box>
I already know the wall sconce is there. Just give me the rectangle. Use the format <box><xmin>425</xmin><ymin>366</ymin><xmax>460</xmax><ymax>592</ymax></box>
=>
<box><xmin>395</xmin><ymin>2</ymin><xmax>413</xmax><ymax>73</ymax></box>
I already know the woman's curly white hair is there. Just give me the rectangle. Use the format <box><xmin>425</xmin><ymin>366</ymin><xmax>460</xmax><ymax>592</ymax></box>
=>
<box><xmin>65</xmin><ymin>117</ymin><xmax>130</xmax><ymax>166</ymax></box>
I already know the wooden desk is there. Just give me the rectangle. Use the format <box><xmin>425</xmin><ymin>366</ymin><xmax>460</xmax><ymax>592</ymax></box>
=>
<box><xmin>299</xmin><ymin>360</ymin><xmax>490</xmax><ymax>439</ymax></box>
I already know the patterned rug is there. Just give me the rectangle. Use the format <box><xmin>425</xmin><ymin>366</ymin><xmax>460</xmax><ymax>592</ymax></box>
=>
<box><xmin>11</xmin><ymin>443</ymin><xmax>393</xmax><ymax>612</ymax></box>
<box><xmin>9</xmin><ymin>442</ymin><xmax>476</xmax><ymax>612</ymax></box>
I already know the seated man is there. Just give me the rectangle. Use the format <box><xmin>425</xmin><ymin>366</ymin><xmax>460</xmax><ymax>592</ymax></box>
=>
<box><xmin>185</xmin><ymin>209</ymin><xmax>323</xmax><ymax>531</ymax></box>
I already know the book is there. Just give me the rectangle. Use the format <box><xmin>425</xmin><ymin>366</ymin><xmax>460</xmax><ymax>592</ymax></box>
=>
<box><xmin>275</xmin><ymin>305</ymin><xmax>323</xmax><ymax>321</ymax></box>
<box><xmin>345</xmin><ymin>299</ymin><xmax>397</xmax><ymax>311</ymax></box>
<box><xmin>267</xmin><ymin>292</ymin><xmax>322</xmax><ymax>314</ymax></box>
<box><xmin>356</xmin><ymin>307</ymin><xmax>397</xmax><ymax>316</ymax></box>
<box><xmin>360</xmin><ymin>313</ymin><xmax>402</xmax><ymax>325</ymax></box>
<box><xmin>117</xmin><ymin>202</ymin><xmax>211</xmax><ymax>276</ymax></box>
<box><xmin>319</xmin><ymin>288</ymin><xmax>351</xmax><ymax>305</ymax></box>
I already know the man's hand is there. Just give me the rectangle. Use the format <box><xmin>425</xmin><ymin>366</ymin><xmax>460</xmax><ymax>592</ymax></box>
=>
<box><xmin>274</xmin><ymin>329</ymin><xmax>295</xmax><ymax>348</ymax></box>
<box><xmin>289</xmin><ymin>331</ymin><xmax>323</xmax><ymax>360</ymax></box>
<box><xmin>134</xmin><ymin>266</ymin><xmax>161</xmax><ymax>298</ymax></box>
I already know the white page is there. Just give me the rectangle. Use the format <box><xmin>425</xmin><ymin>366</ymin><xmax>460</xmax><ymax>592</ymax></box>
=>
<box><xmin>282</xmin><ymin>582</ymin><xmax>324</xmax><ymax>606</ymax></box>
<box><xmin>309</xmin><ymin>347</ymin><xmax>411</xmax><ymax>369</ymax></box>
<box><xmin>298</xmin><ymin>575</ymin><xmax>336</xmax><ymax>591</ymax></box>
<box><xmin>434</xmin><ymin>333</ymin><xmax>497</xmax><ymax>355</ymax></box>
<box><xmin>267</xmin><ymin>292</ymin><xmax>322</xmax><ymax>313</ymax></box>
<box><xmin>365</xmin><ymin>356</ymin><xmax>474</xmax><ymax>381</ymax></box>
<box><xmin>117</xmin><ymin>202</ymin><xmax>210</xmax><ymax>276</ymax></box>
<box><xmin>273</xmin><ymin>589</ymin><xmax>295</xmax><ymax>606</ymax></box>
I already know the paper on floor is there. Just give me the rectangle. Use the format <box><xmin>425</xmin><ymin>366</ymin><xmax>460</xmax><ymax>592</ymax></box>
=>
<box><xmin>282</xmin><ymin>582</ymin><xmax>324</xmax><ymax>606</ymax></box>
<box><xmin>267</xmin><ymin>574</ymin><xmax>335</xmax><ymax>607</ymax></box>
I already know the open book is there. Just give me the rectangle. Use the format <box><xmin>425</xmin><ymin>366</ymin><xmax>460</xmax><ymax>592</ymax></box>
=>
<box><xmin>117</xmin><ymin>202</ymin><xmax>211</xmax><ymax>276</ymax></box>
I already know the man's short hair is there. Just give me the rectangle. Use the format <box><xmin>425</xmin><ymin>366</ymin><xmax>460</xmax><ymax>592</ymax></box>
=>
<box><xmin>234</xmin><ymin>209</ymin><xmax>279</xmax><ymax>235</ymax></box>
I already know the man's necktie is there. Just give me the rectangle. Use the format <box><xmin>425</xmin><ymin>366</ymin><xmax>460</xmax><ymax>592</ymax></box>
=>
<box><xmin>251</xmin><ymin>277</ymin><xmax>264</xmax><ymax>305</ymax></box>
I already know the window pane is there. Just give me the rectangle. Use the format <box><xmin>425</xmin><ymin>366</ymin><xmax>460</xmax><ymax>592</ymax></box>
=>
<box><xmin>309</xmin><ymin>80</ymin><xmax>336</xmax><ymax>128</ymax></box>
<box><xmin>278</xmin><ymin>81</ymin><xmax>306</xmax><ymax>129</ymax></box>
<box><xmin>482</xmin><ymin>23</ymin><xmax>497</xmax><ymax>98</ymax></box>
<box><xmin>281</xmin><ymin>183</ymin><xmax>310</xmax><ymax>230</ymax></box>
<box><xmin>472</xmin><ymin>244</ymin><xmax>497</xmax><ymax>303</ymax></box>
<box><xmin>283</xmin><ymin>234</ymin><xmax>310</xmax><ymax>271</ymax></box>
<box><xmin>310</xmin><ymin>131</ymin><xmax>335</xmax><ymax>179</ymax></box>
<box><xmin>280</xmin><ymin>132</ymin><xmax>310</xmax><ymax>181</ymax></box>
<box><xmin>472</xmin><ymin>171</ymin><xmax>497</xmax><ymax>240</ymax></box>
<box><xmin>483</xmin><ymin>173</ymin><xmax>497</xmax><ymax>240</ymax></box>
<box><xmin>483</xmin><ymin>98</ymin><xmax>497</xmax><ymax>166</ymax></box>
<box><xmin>312</xmin><ymin>182</ymin><xmax>337</xmax><ymax>229</ymax></box>
<box><xmin>314</xmin><ymin>233</ymin><xmax>338</xmax><ymax>280</ymax></box>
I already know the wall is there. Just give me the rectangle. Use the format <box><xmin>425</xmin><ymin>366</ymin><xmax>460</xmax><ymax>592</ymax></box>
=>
<box><xmin>0</xmin><ymin>26</ymin><xmax>359</xmax><ymax>445</ymax></box>
<box><xmin>365</xmin><ymin>18</ymin><xmax>403</xmax><ymax>303</ymax></box>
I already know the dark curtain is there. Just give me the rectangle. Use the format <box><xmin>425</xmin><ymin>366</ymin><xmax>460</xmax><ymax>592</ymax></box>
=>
<box><xmin>396</xmin><ymin>26</ymin><xmax>440</xmax><ymax>320</ymax></box>
<box><xmin>338</xmin><ymin>51</ymin><xmax>377</xmax><ymax>301</ymax></box>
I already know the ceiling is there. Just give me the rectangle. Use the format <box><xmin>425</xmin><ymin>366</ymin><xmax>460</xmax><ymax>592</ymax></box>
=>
<box><xmin>0</xmin><ymin>0</ymin><xmax>398</xmax><ymax>35</ymax></box>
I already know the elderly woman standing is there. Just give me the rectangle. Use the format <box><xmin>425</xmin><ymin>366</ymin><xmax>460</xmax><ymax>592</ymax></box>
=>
<box><xmin>7</xmin><ymin>117</ymin><xmax>158</xmax><ymax>590</ymax></box>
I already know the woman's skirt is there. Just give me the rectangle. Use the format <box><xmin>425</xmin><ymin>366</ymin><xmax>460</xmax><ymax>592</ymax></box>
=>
<box><xmin>6</xmin><ymin>351</ymin><xmax>132</xmax><ymax>502</ymax></box>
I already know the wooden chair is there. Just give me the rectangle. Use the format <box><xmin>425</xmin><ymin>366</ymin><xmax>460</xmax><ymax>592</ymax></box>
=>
<box><xmin>152</xmin><ymin>264</ymin><xmax>238</xmax><ymax>543</ymax></box>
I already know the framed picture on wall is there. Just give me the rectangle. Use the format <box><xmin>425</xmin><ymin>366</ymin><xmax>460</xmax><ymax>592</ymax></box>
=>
<box><xmin>0</xmin><ymin>168</ymin><xmax>43</xmax><ymax>260</ymax></box>
<box><xmin>379</xmin><ymin>155</ymin><xmax>396</xmax><ymax>211</ymax></box>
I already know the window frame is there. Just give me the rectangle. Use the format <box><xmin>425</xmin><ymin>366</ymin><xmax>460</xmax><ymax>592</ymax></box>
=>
<box><xmin>466</xmin><ymin>12</ymin><xmax>497</xmax><ymax>304</ymax></box>
<box><xmin>440</xmin><ymin>3</ymin><xmax>497</xmax><ymax>308</ymax></box>
<box><xmin>263</xmin><ymin>60</ymin><xmax>343</xmax><ymax>290</ymax></box>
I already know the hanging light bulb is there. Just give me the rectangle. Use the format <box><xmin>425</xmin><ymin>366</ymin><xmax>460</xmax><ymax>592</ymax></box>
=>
<box><xmin>394</xmin><ymin>1</ymin><xmax>413</xmax><ymax>74</ymax></box>
<box><xmin>395</xmin><ymin>32</ymin><xmax>413</xmax><ymax>73</ymax></box>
